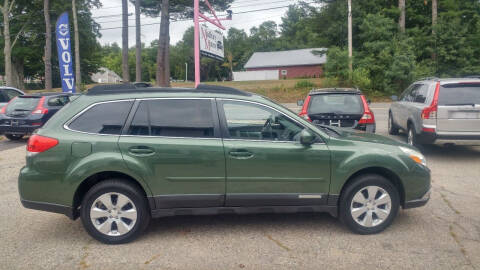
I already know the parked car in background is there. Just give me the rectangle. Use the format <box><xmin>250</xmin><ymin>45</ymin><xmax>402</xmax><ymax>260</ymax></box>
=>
<box><xmin>389</xmin><ymin>77</ymin><xmax>480</xmax><ymax>146</ymax></box>
<box><xmin>18</xmin><ymin>84</ymin><xmax>430</xmax><ymax>244</ymax></box>
<box><xmin>298</xmin><ymin>88</ymin><xmax>376</xmax><ymax>133</ymax></box>
<box><xmin>0</xmin><ymin>92</ymin><xmax>72</xmax><ymax>140</ymax></box>
<box><xmin>0</xmin><ymin>87</ymin><xmax>24</xmax><ymax>109</ymax></box>
<box><xmin>133</xmin><ymin>82</ymin><xmax>152</xmax><ymax>88</ymax></box>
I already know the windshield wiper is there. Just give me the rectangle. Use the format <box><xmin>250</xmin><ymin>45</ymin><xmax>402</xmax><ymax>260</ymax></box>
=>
<box><xmin>316</xmin><ymin>124</ymin><xmax>341</xmax><ymax>135</ymax></box>
<box><xmin>443</xmin><ymin>103</ymin><xmax>477</xmax><ymax>106</ymax></box>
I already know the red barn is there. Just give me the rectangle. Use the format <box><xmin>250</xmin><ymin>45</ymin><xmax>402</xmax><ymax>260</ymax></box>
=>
<box><xmin>244</xmin><ymin>48</ymin><xmax>327</xmax><ymax>79</ymax></box>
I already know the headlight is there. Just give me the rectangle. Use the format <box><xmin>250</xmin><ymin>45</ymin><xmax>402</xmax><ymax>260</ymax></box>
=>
<box><xmin>399</xmin><ymin>146</ymin><xmax>427</xmax><ymax>167</ymax></box>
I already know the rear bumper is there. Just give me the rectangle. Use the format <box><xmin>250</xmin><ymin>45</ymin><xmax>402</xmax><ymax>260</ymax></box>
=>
<box><xmin>0</xmin><ymin>125</ymin><xmax>39</xmax><ymax>135</ymax></box>
<box><xmin>20</xmin><ymin>198</ymin><xmax>76</xmax><ymax>219</ymax></box>
<box><xmin>355</xmin><ymin>123</ymin><xmax>376</xmax><ymax>133</ymax></box>
<box><xmin>418</xmin><ymin>130</ymin><xmax>480</xmax><ymax>143</ymax></box>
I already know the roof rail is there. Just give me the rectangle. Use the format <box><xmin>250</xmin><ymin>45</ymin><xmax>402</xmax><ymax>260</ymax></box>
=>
<box><xmin>418</xmin><ymin>77</ymin><xmax>439</xmax><ymax>81</ymax></box>
<box><xmin>86</xmin><ymin>83</ymin><xmax>252</xmax><ymax>97</ymax></box>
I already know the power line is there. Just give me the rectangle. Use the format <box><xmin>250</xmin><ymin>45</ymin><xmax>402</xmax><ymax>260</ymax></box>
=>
<box><xmin>231</xmin><ymin>0</ymin><xmax>298</xmax><ymax>9</ymax></box>
<box><xmin>98</xmin><ymin>1</ymin><xmax>315</xmax><ymax>31</ymax></box>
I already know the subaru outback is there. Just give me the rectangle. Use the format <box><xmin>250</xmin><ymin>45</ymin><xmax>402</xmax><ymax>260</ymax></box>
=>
<box><xmin>19</xmin><ymin>84</ymin><xmax>431</xmax><ymax>244</ymax></box>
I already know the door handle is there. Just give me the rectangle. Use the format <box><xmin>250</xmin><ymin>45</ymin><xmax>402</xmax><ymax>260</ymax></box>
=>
<box><xmin>229</xmin><ymin>149</ymin><xmax>254</xmax><ymax>159</ymax></box>
<box><xmin>128</xmin><ymin>146</ymin><xmax>155</xmax><ymax>156</ymax></box>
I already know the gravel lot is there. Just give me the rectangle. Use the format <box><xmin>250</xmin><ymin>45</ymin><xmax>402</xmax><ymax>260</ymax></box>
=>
<box><xmin>0</xmin><ymin>103</ymin><xmax>479</xmax><ymax>270</ymax></box>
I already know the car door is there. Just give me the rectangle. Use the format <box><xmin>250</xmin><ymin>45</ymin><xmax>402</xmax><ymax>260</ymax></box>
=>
<box><xmin>217</xmin><ymin>99</ymin><xmax>331</xmax><ymax>207</ymax></box>
<box><xmin>118</xmin><ymin>98</ymin><xmax>226</xmax><ymax>209</ymax></box>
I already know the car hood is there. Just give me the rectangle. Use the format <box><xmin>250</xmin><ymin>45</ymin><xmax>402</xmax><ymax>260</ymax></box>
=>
<box><xmin>332</xmin><ymin>127</ymin><xmax>407</xmax><ymax>147</ymax></box>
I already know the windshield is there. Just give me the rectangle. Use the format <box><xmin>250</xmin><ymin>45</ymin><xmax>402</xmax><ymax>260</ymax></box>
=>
<box><xmin>308</xmin><ymin>94</ymin><xmax>364</xmax><ymax>114</ymax></box>
<box><xmin>5</xmin><ymin>97</ymin><xmax>40</xmax><ymax>114</ymax></box>
<box><xmin>438</xmin><ymin>84</ymin><xmax>480</xmax><ymax>105</ymax></box>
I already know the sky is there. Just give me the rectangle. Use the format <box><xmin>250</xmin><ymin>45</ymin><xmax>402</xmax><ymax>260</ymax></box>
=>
<box><xmin>92</xmin><ymin>0</ymin><xmax>310</xmax><ymax>47</ymax></box>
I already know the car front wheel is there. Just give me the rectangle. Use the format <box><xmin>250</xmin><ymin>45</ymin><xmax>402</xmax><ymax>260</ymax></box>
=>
<box><xmin>340</xmin><ymin>174</ymin><xmax>399</xmax><ymax>234</ymax></box>
<box><xmin>80</xmin><ymin>179</ymin><xmax>150</xmax><ymax>244</ymax></box>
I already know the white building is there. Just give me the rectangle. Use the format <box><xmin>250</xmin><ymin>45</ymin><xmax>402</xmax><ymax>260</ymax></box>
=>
<box><xmin>91</xmin><ymin>67</ymin><xmax>122</xmax><ymax>84</ymax></box>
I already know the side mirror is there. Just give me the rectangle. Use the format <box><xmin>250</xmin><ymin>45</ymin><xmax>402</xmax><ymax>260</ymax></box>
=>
<box><xmin>300</xmin><ymin>129</ymin><xmax>315</xmax><ymax>145</ymax></box>
<box><xmin>297</xmin><ymin>100</ymin><xmax>304</xmax><ymax>106</ymax></box>
<box><xmin>367</xmin><ymin>99</ymin><xmax>371</xmax><ymax>105</ymax></box>
<box><xmin>391</xmin><ymin>95</ymin><xmax>398</xmax><ymax>101</ymax></box>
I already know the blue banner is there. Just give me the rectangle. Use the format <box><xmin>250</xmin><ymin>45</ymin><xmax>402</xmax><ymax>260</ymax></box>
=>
<box><xmin>55</xmin><ymin>12</ymin><xmax>75</xmax><ymax>93</ymax></box>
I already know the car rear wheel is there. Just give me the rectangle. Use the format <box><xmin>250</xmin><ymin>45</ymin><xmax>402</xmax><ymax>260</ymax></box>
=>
<box><xmin>5</xmin><ymin>134</ymin><xmax>23</xmax><ymax>141</ymax></box>
<box><xmin>80</xmin><ymin>179</ymin><xmax>150</xmax><ymax>244</ymax></box>
<box><xmin>340</xmin><ymin>174</ymin><xmax>399</xmax><ymax>234</ymax></box>
<box><xmin>388</xmin><ymin>113</ymin><xmax>399</xmax><ymax>135</ymax></box>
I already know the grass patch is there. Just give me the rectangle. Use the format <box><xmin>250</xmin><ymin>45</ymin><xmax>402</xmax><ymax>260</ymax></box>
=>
<box><xmin>25</xmin><ymin>78</ymin><xmax>391</xmax><ymax>103</ymax></box>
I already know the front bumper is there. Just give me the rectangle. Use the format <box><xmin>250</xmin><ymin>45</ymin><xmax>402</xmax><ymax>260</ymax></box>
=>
<box><xmin>404</xmin><ymin>188</ymin><xmax>431</xmax><ymax>209</ymax></box>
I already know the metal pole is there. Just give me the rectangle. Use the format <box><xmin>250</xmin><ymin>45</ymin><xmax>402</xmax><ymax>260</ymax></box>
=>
<box><xmin>194</xmin><ymin>0</ymin><xmax>200</xmax><ymax>88</ymax></box>
<box><xmin>348</xmin><ymin>0</ymin><xmax>353</xmax><ymax>74</ymax></box>
<box><xmin>185</xmin><ymin>62</ymin><xmax>188</xmax><ymax>81</ymax></box>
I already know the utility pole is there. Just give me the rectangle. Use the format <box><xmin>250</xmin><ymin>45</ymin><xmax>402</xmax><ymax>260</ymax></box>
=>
<box><xmin>122</xmin><ymin>0</ymin><xmax>130</xmax><ymax>82</ymax></box>
<box><xmin>347</xmin><ymin>0</ymin><xmax>353</xmax><ymax>74</ymax></box>
<box><xmin>135</xmin><ymin>0</ymin><xmax>142</xmax><ymax>82</ymax></box>
<box><xmin>185</xmin><ymin>62</ymin><xmax>188</xmax><ymax>82</ymax></box>
<box><xmin>72</xmin><ymin>0</ymin><xmax>81</xmax><ymax>89</ymax></box>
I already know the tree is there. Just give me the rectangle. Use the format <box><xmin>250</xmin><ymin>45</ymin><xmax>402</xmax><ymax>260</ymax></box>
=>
<box><xmin>139</xmin><ymin>0</ymin><xmax>234</xmax><ymax>86</ymax></box>
<box><xmin>72</xmin><ymin>0</ymin><xmax>81</xmax><ymax>89</ymax></box>
<box><xmin>43</xmin><ymin>0</ymin><xmax>52</xmax><ymax>90</ymax></box>
<box><xmin>398</xmin><ymin>0</ymin><xmax>405</xmax><ymax>33</ymax></box>
<box><xmin>122</xmin><ymin>0</ymin><xmax>130</xmax><ymax>82</ymax></box>
<box><xmin>1</xmin><ymin>0</ymin><xmax>14</xmax><ymax>87</ymax></box>
<box><xmin>135</xmin><ymin>0</ymin><xmax>141</xmax><ymax>82</ymax></box>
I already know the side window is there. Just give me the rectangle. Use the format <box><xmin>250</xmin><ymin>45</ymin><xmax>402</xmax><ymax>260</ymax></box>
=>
<box><xmin>0</xmin><ymin>92</ymin><xmax>7</xmax><ymax>102</ymax></box>
<box><xmin>47</xmin><ymin>96</ymin><xmax>70</xmax><ymax>106</ymax></box>
<box><xmin>223</xmin><ymin>101</ymin><xmax>304</xmax><ymax>142</ymax></box>
<box><xmin>68</xmin><ymin>101</ymin><xmax>133</xmax><ymax>135</ymax></box>
<box><xmin>400</xmin><ymin>85</ymin><xmax>414</xmax><ymax>101</ymax></box>
<box><xmin>127</xmin><ymin>99</ymin><xmax>215</xmax><ymax>138</ymax></box>
<box><xmin>403</xmin><ymin>84</ymin><xmax>420</xmax><ymax>102</ymax></box>
<box><xmin>4</xmin><ymin>89</ymin><xmax>22</xmax><ymax>100</ymax></box>
<box><xmin>414</xmin><ymin>84</ymin><xmax>429</xmax><ymax>103</ymax></box>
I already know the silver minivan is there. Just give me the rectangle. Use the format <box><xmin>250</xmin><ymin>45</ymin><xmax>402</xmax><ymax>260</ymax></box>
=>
<box><xmin>389</xmin><ymin>78</ymin><xmax>480</xmax><ymax>146</ymax></box>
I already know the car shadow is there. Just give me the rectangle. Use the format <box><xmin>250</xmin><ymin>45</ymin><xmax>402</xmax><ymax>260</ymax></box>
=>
<box><xmin>142</xmin><ymin>212</ymin><xmax>345</xmax><ymax>239</ymax></box>
<box><xmin>0</xmin><ymin>136</ymin><xmax>28</xmax><ymax>151</ymax></box>
<box><xmin>421</xmin><ymin>143</ymin><xmax>480</xmax><ymax>159</ymax></box>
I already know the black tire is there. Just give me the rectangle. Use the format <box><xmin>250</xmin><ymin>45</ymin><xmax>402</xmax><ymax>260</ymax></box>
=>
<box><xmin>80</xmin><ymin>179</ymin><xmax>150</xmax><ymax>244</ymax></box>
<box><xmin>407</xmin><ymin>124</ymin><xmax>417</xmax><ymax>147</ymax></box>
<box><xmin>5</xmin><ymin>134</ymin><xmax>23</xmax><ymax>141</ymax></box>
<box><xmin>340</xmin><ymin>174</ymin><xmax>400</xmax><ymax>234</ymax></box>
<box><xmin>388</xmin><ymin>112</ymin><xmax>399</xmax><ymax>135</ymax></box>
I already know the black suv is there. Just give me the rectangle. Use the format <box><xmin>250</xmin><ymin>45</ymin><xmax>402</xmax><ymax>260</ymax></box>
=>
<box><xmin>0</xmin><ymin>93</ymin><xmax>72</xmax><ymax>140</ymax></box>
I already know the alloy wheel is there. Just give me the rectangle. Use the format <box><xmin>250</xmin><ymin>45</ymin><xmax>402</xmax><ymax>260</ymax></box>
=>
<box><xmin>90</xmin><ymin>192</ymin><xmax>138</xmax><ymax>236</ymax></box>
<box><xmin>350</xmin><ymin>186</ymin><xmax>392</xmax><ymax>227</ymax></box>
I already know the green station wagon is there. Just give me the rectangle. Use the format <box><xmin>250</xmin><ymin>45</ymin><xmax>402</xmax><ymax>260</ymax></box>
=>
<box><xmin>19</xmin><ymin>84</ymin><xmax>431</xmax><ymax>244</ymax></box>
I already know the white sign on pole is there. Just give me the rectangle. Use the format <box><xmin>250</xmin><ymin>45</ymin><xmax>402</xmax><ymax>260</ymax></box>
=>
<box><xmin>200</xmin><ymin>24</ymin><xmax>224</xmax><ymax>61</ymax></box>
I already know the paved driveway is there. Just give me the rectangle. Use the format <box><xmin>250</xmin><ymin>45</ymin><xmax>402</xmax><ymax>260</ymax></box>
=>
<box><xmin>0</xmin><ymin>103</ymin><xmax>479</xmax><ymax>269</ymax></box>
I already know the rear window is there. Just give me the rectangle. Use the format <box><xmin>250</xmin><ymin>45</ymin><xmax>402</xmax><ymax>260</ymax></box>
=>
<box><xmin>68</xmin><ymin>101</ymin><xmax>133</xmax><ymax>135</ymax></box>
<box><xmin>308</xmin><ymin>94</ymin><xmax>363</xmax><ymax>114</ymax></box>
<box><xmin>5</xmin><ymin>97</ymin><xmax>40</xmax><ymax>114</ymax></box>
<box><xmin>438</xmin><ymin>84</ymin><xmax>480</xmax><ymax>105</ymax></box>
<box><xmin>47</xmin><ymin>96</ymin><xmax>70</xmax><ymax>106</ymax></box>
<box><xmin>127</xmin><ymin>99</ymin><xmax>215</xmax><ymax>138</ymax></box>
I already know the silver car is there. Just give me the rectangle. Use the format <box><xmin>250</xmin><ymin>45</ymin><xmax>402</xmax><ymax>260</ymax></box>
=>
<box><xmin>389</xmin><ymin>78</ymin><xmax>480</xmax><ymax>146</ymax></box>
<box><xmin>0</xmin><ymin>87</ymin><xmax>24</xmax><ymax>109</ymax></box>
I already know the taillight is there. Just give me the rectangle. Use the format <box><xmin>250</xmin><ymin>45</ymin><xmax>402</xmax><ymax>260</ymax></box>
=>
<box><xmin>358</xmin><ymin>95</ymin><xmax>375</xmax><ymax>124</ymax></box>
<box><xmin>27</xmin><ymin>135</ymin><xmax>58</xmax><ymax>153</ymax></box>
<box><xmin>32</xmin><ymin>97</ymin><xmax>48</xmax><ymax>114</ymax></box>
<box><xmin>421</xmin><ymin>82</ymin><xmax>440</xmax><ymax>119</ymax></box>
<box><xmin>299</xmin><ymin>95</ymin><xmax>312</xmax><ymax>122</ymax></box>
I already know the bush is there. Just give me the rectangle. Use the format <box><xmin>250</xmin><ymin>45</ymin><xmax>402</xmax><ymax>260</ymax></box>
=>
<box><xmin>352</xmin><ymin>68</ymin><xmax>372</xmax><ymax>92</ymax></box>
<box><xmin>295</xmin><ymin>80</ymin><xmax>316</xmax><ymax>89</ymax></box>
